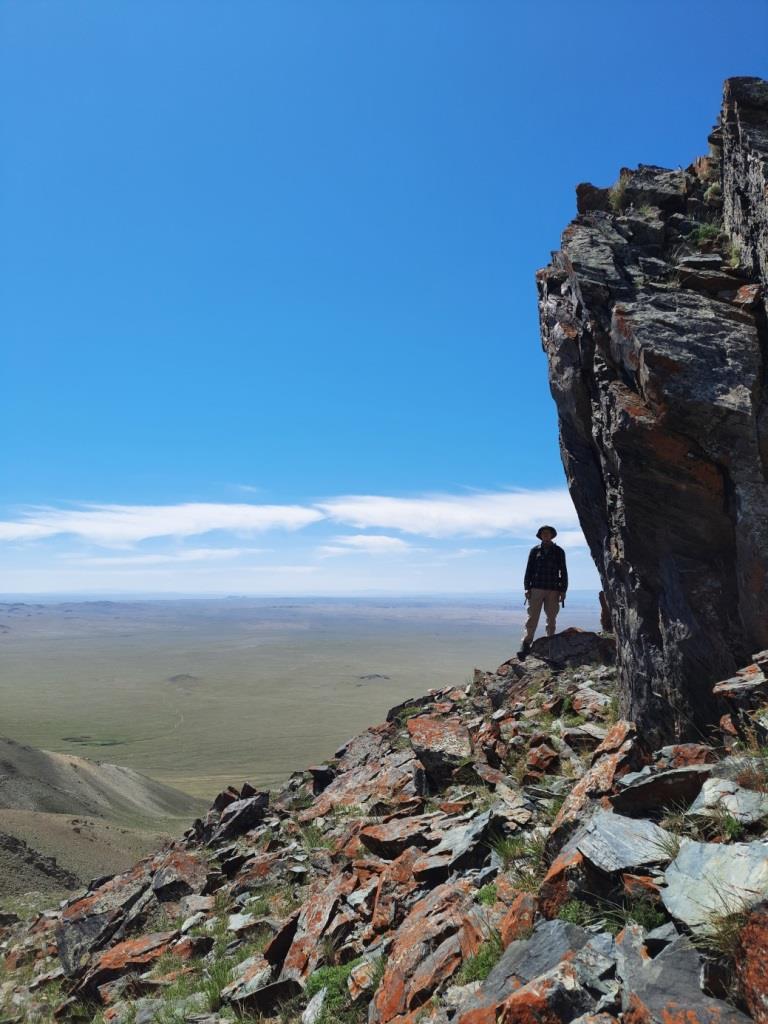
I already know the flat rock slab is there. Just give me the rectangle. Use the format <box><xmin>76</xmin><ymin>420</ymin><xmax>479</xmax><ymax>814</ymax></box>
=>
<box><xmin>663</xmin><ymin>839</ymin><xmax>768</xmax><ymax>933</ymax></box>
<box><xmin>689</xmin><ymin>776</ymin><xmax>768</xmax><ymax>824</ymax></box>
<box><xmin>574</xmin><ymin>810</ymin><xmax>673</xmax><ymax>873</ymax></box>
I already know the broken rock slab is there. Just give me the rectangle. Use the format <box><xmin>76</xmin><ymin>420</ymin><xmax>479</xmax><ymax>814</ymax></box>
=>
<box><xmin>689</xmin><ymin>776</ymin><xmax>768</xmax><ymax>824</ymax></box>
<box><xmin>411</xmin><ymin>809</ymin><xmax>494</xmax><ymax>882</ymax></box>
<box><xmin>616</xmin><ymin>928</ymin><xmax>751</xmax><ymax>1023</ymax></box>
<box><xmin>611</xmin><ymin>764</ymin><xmax>712</xmax><ymax>816</ymax></box>
<box><xmin>457</xmin><ymin>920</ymin><xmax>614</xmax><ymax>1020</ymax></box>
<box><xmin>662</xmin><ymin>839</ymin><xmax>768</xmax><ymax>933</ymax></box>
<box><xmin>368</xmin><ymin>879</ymin><xmax>484</xmax><ymax>1024</ymax></box>
<box><xmin>573</xmin><ymin>809</ymin><xmax>673</xmax><ymax>874</ymax></box>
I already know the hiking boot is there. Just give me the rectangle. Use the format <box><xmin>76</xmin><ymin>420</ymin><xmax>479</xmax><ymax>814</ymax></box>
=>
<box><xmin>517</xmin><ymin>638</ymin><xmax>532</xmax><ymax>661</ymax></box>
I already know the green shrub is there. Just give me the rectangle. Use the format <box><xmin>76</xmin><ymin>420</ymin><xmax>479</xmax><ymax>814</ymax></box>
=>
<box><xmin>557</xmin><ymin>899</ymin><xmax>592</xmax><ymax>926</ymax></box>
<box><xmin>690</xmin><ymin>221</ymin><xmax>722</xmax><ymax>245</ymax></box>
<box><xmin>475</xmin><ymin>883</ymin><xmax>498</xmax><ymax>906</ymax></box>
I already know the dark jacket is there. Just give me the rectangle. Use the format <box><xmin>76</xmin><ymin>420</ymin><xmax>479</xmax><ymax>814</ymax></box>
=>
<box><xmin>524</xmin><ymin>542</ymin><xmax>568</xmax><ymax>592</ymax></box>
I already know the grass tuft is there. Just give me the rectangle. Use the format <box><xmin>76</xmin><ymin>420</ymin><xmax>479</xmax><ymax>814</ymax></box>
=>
<box><xmin>609</xmin><ymin>172</ymin><xmax>631</xmax><ymax>212</ymax></box>
<box><xmin>455</xmin><ymin>930</ymin><xmax>504</xmax><ymax>984</ymax></box>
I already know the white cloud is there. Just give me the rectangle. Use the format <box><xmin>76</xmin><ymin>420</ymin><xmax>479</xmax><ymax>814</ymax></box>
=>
<box><xmin>333</xmin><ymin>534</ymin><xmax>412</xmax><ymax>552</ymax></box>
<box><xmin>0</xmin><ymin>503</ymin><xmax>324</xmax><ymax>546</ymax></box>
<box><xmin>317</xmin><ymin>489</ymin><xmax>579</xmax><ymax>539</ymax></box>
<box><xmin>316</xmin><ymin>534</ymin><xmax>413</xmax><ymax>559</ymax></box>
<box><xmin>62</xmin><ymin>547</ymin><xmax>268</xmax><ymax>566</ymax></box>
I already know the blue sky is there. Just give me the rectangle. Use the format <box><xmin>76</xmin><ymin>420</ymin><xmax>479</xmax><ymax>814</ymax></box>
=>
<box><xmin>2</xmin><ymin>1</ymin><xmax>766</xmax><ymax>594</ymax></box>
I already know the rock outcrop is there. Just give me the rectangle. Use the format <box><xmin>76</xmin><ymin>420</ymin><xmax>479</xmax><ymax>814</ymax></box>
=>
<box><xmin>537</xmin><ymin>76</ymin><xmax>768</xmax><ymax>742</ymax></box>
<box><xmin>2</xmin><ymin>630</ymin><xmax>768</xmax><ymax>1022</ymax></box>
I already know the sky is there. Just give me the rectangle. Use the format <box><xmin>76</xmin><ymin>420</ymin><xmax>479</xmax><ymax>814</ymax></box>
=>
<box><xmin>1</xmin><ymin>1</ymin><xmax>766</xmax><ymax>595</ymax></box>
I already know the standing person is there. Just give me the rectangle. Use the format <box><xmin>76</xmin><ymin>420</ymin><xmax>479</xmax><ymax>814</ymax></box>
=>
<box><xmin>517</xmin><ymin>525</ymin><xmax>567</xmax><ymax>659</ymax></box>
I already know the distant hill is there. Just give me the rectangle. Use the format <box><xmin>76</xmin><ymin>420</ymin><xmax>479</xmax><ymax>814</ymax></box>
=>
<box><xmin>0</xmin><ymin>737</ymin><xmax>208</xmax><ymax>903</ymax></box>
<box><xmin>0</xmin><ymin>737</ymin><xmax>206</xmax><ymax>823</ymax></box>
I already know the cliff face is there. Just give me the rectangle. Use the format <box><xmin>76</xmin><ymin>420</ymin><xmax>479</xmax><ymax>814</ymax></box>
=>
<box><xmin>537</xmin><ymin>76</ymin><xmax>768</xmax><ymax>743</ymax></box>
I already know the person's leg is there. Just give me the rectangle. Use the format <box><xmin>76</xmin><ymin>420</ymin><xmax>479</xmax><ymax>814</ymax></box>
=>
<box><xmin>522</xmin><ymin>589</ymin><xmax>545</xmax><ymax>644</ymax></box>
<box><xmin>544</xmin><ymin>590</ymin><xmax>560</xmax><ymax>637</ymax></box>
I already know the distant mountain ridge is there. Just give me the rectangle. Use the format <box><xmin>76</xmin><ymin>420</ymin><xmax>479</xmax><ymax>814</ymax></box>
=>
<box><xmin>0</xmin><ymin>736</ymin><xmax>205</xmax><ymax>822</ymax></box>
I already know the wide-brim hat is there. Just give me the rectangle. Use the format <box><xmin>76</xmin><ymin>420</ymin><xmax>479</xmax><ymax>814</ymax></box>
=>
<box><xmin>536</xmin><ymin>525</ymin><xmax>558</xmax><ymax>539</ymax></box>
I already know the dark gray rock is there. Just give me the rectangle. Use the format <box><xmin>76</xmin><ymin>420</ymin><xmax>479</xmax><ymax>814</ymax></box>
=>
<box><xmin>615</xmin><ymin>931</ymin><xmax>751</xmax><ymax>1022</ymax></box>
<box><xmin>529</xmin><ymin>629</ymin><xmax>616</xmax><ymax>669</ymax></box>
<box><xmin>211</xmin><ymin>792</ymin><xmax>269</xmax><ymax>842</ymax></box>
<box><xmin>537</xmin><ymin>77</ymin><xmax>768</xmax><ymax>743</ymax></box>
<box><xmin>611</xmin><ymin>765</ymin><xmax>713</xmax><ymax>815</ymax></box>
<box><xmin>574</xmin><ymin>810</ymin><xmax>673</xmax><ymax>872</ymax></box>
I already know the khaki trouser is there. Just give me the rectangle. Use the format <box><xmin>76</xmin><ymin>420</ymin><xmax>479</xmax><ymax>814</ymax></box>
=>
<box><xmin>522</xmin><ymin>588</ymin><xmax>561</xmax><ymax>643</ymax></box>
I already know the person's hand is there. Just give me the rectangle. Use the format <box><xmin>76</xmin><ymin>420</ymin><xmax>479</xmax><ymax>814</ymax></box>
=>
<box><xmin>559</xmin><ymin>593</ymin><xmax>565</xmax><ymax>606</ymax></box>
<box><xmin>524</xmin><ymin>590</ymin><xmax>530</xmax><ymax>602</ymax></box>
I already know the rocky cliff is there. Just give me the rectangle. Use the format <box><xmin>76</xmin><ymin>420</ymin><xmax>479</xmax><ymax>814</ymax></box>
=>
<box><xmin>537</xmin><ymin>76</ymin><xmax>768</xmax><ymax>743</ymax></box>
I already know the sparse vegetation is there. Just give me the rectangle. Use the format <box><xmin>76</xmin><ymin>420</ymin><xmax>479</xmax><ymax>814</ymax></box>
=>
<box><xmin>485</xmin><ymin>830</ymin><xmax>548</xmax><ymax>891</ymax></box>
<box><xmin>475</xmin><ymin>883</ymin><xmax>498</xmax><ymax>905</ymax></box>
<box><xmin>300</xmin><ymin>823</ymin><xmax>334</xmax><ymax>849</ymax></box>
<box><xmin>557</xmin><ymin>898</ymin><xmax>593</xmax><ymax>926</ymax></box>
<box><xmin>596</xmin><ymin>896</ymin><xmax>667</xmax><ymax>935</ymax></box>
<box><xmin>694</xmin><ymin>887</ymin><xmax>754</xmax><ymax>960</ymax></box>
<box><xmin>455</xmin><ymin>930</ymin><xmax>504</xmax><ymax>984</ymax></box>
<box><xmin>604</xmin><ymin>695</ymin><xmax>620</xmax><ymax>725</ymax></box>
<box><xmin>609</xmin><ymin>171</ymin><xmax>631</xmax><ymax>212</ymax></box>
<box><xmin>690</xmin><ymin>220</ymin><xmax>722</xmax><ymax>245</ymax></box>
<box><xmin>304</xmin><ymin>956</ymin><xmax>368</xmax><ymax>1024</ymax></box>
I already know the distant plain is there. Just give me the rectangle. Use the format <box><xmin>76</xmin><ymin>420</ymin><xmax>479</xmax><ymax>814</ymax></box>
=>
<box><xmin>0</xmin><ymin>595</ymin><xmax>600</xmax><ymax>799</ymax></box>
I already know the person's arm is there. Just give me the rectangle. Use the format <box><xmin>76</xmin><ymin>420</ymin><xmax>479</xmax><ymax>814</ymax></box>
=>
<box><xmin>524</xmin><ymin>549</ymin><xmax>534</xmax><ymax>593</ymax></box>
<box><xmin>559</xmin><ymin>547</ymin><xmax>568</xmax><ymax>599</ymax></box>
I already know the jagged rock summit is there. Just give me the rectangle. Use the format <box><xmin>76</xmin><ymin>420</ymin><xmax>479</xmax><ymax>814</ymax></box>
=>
<box><xmin>538</xmin><ymin>76</ymin><xmax>768</xmax><ymax>743</ymax></box>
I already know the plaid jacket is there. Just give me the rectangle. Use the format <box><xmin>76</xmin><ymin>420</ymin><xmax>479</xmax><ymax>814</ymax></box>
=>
<box><xmin>524</xmin><ymin>542</ymin><xmax>568</xmax><ymax>592</ymax></box>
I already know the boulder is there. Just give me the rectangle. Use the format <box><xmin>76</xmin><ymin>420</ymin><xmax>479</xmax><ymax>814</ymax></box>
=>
<box><xmin>411</xmin><ymin>809</ymin><xmax>494</xmax><ymax>882</ymax></box>
<box><xmin>75</xmin><ymin>931</ymin><xmax>178</xmax><ymax>997</ymax></box>
<box><xmin>611</xmin><ymin>765</ymin><xmax>712</xmax><ymax>816</ymax></box>
<box><xmin>359</xmin><ymin>814</ymin><xmax>441</xmax><ymax>860</ymax></box>
<box><xmin>572</xmin><ymin>810</ymin><xmax>673</xmax><ymax>874</ymax></box>
<box><xmin>220</xmin><ymin>953</ymin><xmax>273</xmax><ymax>1003</ymax></box>
<box><xmin>457</xmin><ymin>921</ymin><xmax>614</xmax><ymax>1021</ymax></box>
<box><xmin>210</xmin><ymin>792</ymin><xmax>269</xmax><ymax>842</ymax></box>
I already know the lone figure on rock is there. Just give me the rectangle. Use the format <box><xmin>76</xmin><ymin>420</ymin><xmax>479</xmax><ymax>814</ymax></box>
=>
<box><xmin>517</xmin><ymin>525</ymin><xmax>568</xmax><ymax>659</ymax></box>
